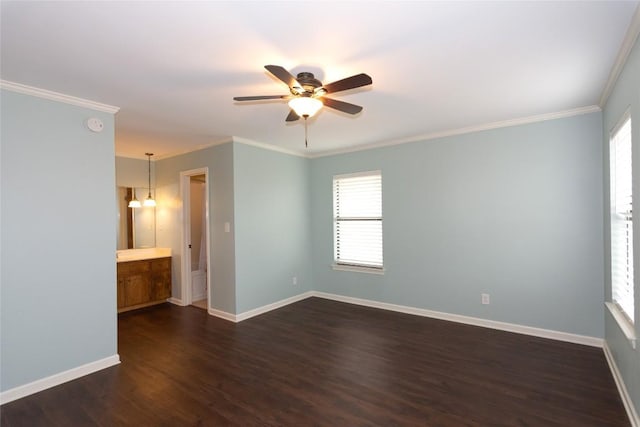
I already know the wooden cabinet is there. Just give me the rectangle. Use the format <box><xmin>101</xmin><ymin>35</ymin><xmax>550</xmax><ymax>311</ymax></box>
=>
<box><xmin>151</xmin><ymin>257</ymin><xmax>172</xmax><ymax>301</ymax></box>
<box><xmin>117</xmin><ymin>257</ymin><xmax>171</xmax><ymax>313</ymax></box>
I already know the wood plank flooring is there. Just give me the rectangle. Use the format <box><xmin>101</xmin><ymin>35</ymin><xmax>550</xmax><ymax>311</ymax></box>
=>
<box><xmin>0</xmin><ymin>297</ymin><xmax>630</xmax><ymax>426</ymax></box>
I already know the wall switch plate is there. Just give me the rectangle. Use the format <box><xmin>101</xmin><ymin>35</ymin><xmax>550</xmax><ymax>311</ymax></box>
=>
<box><xmin>224</xmin><ymin>222</ymin><xmax>230</xmax><ymax>233</ymax></box>
<box><xmin>292</xmin><ymin>276</ymin><xmax>298</xmax><ymax>285</ymax></box>
<box><xmin>481</xmin><ymin>293</ymin><xmax>490</xmax><ymax>305</ymax></box>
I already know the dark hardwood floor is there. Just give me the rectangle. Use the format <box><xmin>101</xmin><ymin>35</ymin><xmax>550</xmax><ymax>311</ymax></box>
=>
<box><xmin>1</xmin><ymin>297</ymin><xmax>630</xmax><ymax>426</ymax></box>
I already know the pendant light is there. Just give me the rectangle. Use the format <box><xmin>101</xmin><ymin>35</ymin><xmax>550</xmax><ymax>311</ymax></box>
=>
<box><xmin>143</xmin><ymin>153</ymin><xmax>156</xmax><ymax>207</ymax></box>
<box><xmin>128</xmin><ymin>189</ymin><xmax>141</xmax><ymax>208</ymax></box>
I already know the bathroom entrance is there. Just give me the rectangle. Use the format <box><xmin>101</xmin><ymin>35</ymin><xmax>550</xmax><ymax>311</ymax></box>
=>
<box><xmin>180</xmin><ymin>168</ymin><xmax>211</xmax><ymax>310</ymax></box>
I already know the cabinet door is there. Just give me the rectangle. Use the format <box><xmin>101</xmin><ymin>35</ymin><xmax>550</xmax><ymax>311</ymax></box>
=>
<box><xmin>151</xmin><ymin>257</ymin><xmax>172</xmax><ymax>300</ymax></box>
<box><xmin>118</xmin><ymin>260</ymin><xmax>152</xmax><ymax>307</ymax></box>
<box><xmin>124</xmin><ymin>273</ymin><xmax>151</xmax><ymax>306</ymax></box>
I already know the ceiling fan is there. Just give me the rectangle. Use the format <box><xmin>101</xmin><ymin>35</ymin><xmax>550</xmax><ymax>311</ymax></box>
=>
<box><xmin>233</xmin><ymin>65</ymin><xmax>373</xmax><ymax>123</ymax></box>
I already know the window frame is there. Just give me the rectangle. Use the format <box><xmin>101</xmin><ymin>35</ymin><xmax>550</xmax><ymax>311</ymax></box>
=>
<box><xmin>608</xmin><ymin>108</ymin><xmax>635</xmax><ymax>347</ymax></box>
<box><xmin>332</xmin><ymin>170</ymin><xmax>384</xmax><ymax>274</ymax></box>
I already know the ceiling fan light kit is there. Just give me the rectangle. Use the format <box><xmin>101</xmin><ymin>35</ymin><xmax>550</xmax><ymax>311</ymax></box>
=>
<box><xmin>234</xmin><ymin>65</ymin><xmax>372</xmax><ymax>147</ymax></box>
<box><xmin>288</xmin><ymin>96</ymin><xmax>323</xmax><ymax>118</ymax></box>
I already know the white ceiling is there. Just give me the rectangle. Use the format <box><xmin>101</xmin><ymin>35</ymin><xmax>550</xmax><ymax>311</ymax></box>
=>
<box><xmin>1</xmin><ymin>1</ymin><xmax>638</xmax><ymax>159</ymax></box>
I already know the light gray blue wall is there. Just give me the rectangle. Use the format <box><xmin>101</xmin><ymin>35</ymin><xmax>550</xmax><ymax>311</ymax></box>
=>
<box><xmin>603</xmin><ymin>34</ymin><xmax>640</xmax><ymax>414</ymax></box>
<box><xmin>0</xmin><ymin>90</ymin><xmax>117</xmax><ymax>391</ymax></box>
<box><xmin>115</xmin><ymin>156</ymin><xmax>153</xmax><ymax>188</ymax></box>
<box><xmin>311</xmin><ymin>112</ymin><xmax>604</xmax><ymax>338</ymax></box>
<box><xmin>233</xmin><ymin>143</ymin><xmax>312</xmax><ymax>313</ymax></box>
<box><xmin>155</xmin><ymin>143</ymin><xmax>236</xmax><ymax>314</ymax></box>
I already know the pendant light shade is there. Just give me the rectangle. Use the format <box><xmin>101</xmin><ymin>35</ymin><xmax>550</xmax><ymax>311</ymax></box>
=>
<box><xmin>143</xmin><ymin>195</ymin><xmax>156</xmax><ymax>207</ymax></box>
<box><xmin>143</xmin><ymin>152</ymin><xmax>156</xmax><ymax>207</ymax></box>
<box><xmin>128</xmin><ymin>189</ymin><xmax>141</xmax><ymax>208</ymax></box>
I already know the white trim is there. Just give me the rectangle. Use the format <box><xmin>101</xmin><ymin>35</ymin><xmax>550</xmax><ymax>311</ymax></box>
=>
<box><xmin>208</xmin><ymin>307</ymin><xmax>237</xmax><ymax>322</ymax></box>
<box><xmin>207</xmin><ymin>292</ymin><xmax>314</xmax><ymax>323</ymax></box>
<box><xmin>603</xmin><ymin>341</ymin><xmax>640</xmax><ymax>427</ymax></box>
<box><xmin>143</xmin><ymin>105</ymin><xmax>602</xmax><ymax>161</ymax></box>
<box><xmin>117</xmin><ymin>153</ymin><xmax>160</xmax><ymax>161</ymax></box>
<box><xmin>610</xmin><ymin>107</ymin><xmax>632</xmax><ymax>136</ymax></box>
<box><xmin>233</xmin><ymin>136</ymin><xmax>307</xmax><ymax>158</ymax></box>
<box><xmin>0</xmin><ymin>355</ymin><xmax>120</xmax><ymax>405</ymax></box>
<box><xmin>606</xmin><ymin>302</ymin><xmax>637</xmax><ymax>349</ymax></box>
<box><xmin>214</xmin><ymin>289</ymin><xmax>602</xmax><ymax>346</ymax></box>
<box><xmin>332</xmin><ymin>264</ymin><xmax>385</xmax><ymax>275</ymax></box>
<box><xmin>212</xmin><ymin>289</ymin><xmax>602</xmax><ymax>346</ymax></box>
<box><xmin>168</xmin><ymin>297</ymin><xmax>186</xmax><ymax>306</ymax></box>
<box><xmin>203</xmin><ymin>172</ymin><xmax>212</xmax><ymax>312</ymax></box>
<box><xmin>0</xmin><ymin>80</ymin><xmax>119</xmax><ymax>114</ymax></box>
<box><xmin>154</xmin><ymin>136</ymin><xmax>306</xmax><ymax>161</ymax></box>
<box><xmin>180</xmin><ymin>169</ymin><xmax>191</xmax><ymax>308</ymax></box>
<box><xmin>235</xmin><ymin>291</ymin><xmax>314</xmax><ymax>322</ymax></box>
<box><xmin>311</xmin><ymin>292</ymin><xmax>603</xmax><ymax>347</ymax></box>
<box><xmin>333</xmin><ymin>169</ymin><xmax>382</xmax><ymax>180</ymax></box>
<box><xmin>153</xmin><ymin>137</ymin><xmax>233</xmax><ymax>161</ymax></box>
<box><xmin>599</xmin><ymin>4</ymin><xmax>640</xmax><ymax>108</ymax></box>
<box><xmin>179</xmin><ymin>168</ymin><xmax>211</xmax><ymax>310</ymax></box>
<box><xmin>309</xmin><ymin>105</ymin><xmax>602</xmax><ymax>158</ymax></box>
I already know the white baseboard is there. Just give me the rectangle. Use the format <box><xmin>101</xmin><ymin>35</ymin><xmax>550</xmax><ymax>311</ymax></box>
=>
<box><xmin>168</xmin><ymin>297</ymin><xmax>186</xmax><ymax>306</ymax></box>
<box><xmin>207</xmin><ymin>291</ymin><xmax>315</xmax><ymax>323</ymax></box>
<box><xmin>603</xmin><ymin>342</ymin><xmax>639</xmax><ymax>427</ymax></box>
<box><xmin>1</xmin><ymin>293</ymin><xmax>620</xmax><ymax>415</ymax></box>
<box><xmin>209</xmin><ymin>290</ymin><xmax>602</xmax><ymax>347</ymax></box>
<box><xmin>0</xmin><ymin>354</ymin><xmax>120</xmax><ymax>405</ymax></box>
<box><xmin>235</xmin><ymin>291</ymin><xmax>314</xmax><ymax>322</ymax></box>
<box><xmin>311</xmin><ymin>291</ymin><xmax>603</xmax><ymax>347</ymax></box>
<box><xmin>208</xmin><ymin>307</ymin><xmax>237</xmax><ymax>322</ymax></box>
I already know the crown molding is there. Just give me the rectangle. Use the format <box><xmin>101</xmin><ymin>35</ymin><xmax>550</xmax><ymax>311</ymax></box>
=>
<box><xmin>599</xmin><ymin>3</ymin><xmax>640</xmax><ymax>107</ymax></box>
<box><xmin>125</xmin><ymin>135</ymin><xmax>307</xmax><ymax>161</ymax></box>
<box><xmin>148</xmin><ymin>105</ymin><xmax>601</xmax><ymax>161</ymax></box>
<box><xmin>310</xmin><ymin>105</ymin><xmax>601</xmax><ymax>158</ymax></box>
<box><xmin>152</xmin><ymin>137</ymin><xmax>234</xmax><ymax>161</ymax></box>
<box><xmin>232</xmin><ymin>136</ymin><xmax>308</xmax><ymax>158</ymax></box>
<box><xmin>0</xmin><ymin>80</ymin><xmax>119</xmax><ymax>114</ymax></box>
<box><xmin>154</xmin><ymin>136</ymin><xmax>309</xmax><ymax>160</ymax></box>
<box><xmin>115</xmin><ymin>154</ymin><xmax>156</xmax><ymax>161</ymax></box>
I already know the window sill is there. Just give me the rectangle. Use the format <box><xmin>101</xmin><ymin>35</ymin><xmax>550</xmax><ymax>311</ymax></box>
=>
<box><xmin>332</xmin><ymin>264</ymin><xmax>385</xmax><ymax>275</ymax></box>
<box><xmin>605</xmin><ymin>302</ymin><xmax>636</xmax><ymax>349</ymax></box>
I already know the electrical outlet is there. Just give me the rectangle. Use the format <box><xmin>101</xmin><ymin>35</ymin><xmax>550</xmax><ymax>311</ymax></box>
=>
<box><xmin>292</xmin><ymin>276</ymin><xmax>298</xmax><ymax>286</ymax></box>
<box><xmin>481</xmin><ymin>293</ymin><xmax>490</xmax><ymax>305</ymax></box>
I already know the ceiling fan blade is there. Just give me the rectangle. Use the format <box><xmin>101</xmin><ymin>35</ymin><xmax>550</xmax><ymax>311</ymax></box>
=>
<box><xmin>265</xmin><ymin>65</ymin><xmax>303</xmax><ymax>93</ymax></box>
<box><xmin>322</xmin><ymin>97</ymin><xmax>363</xmax><ymax>115</ymax></box>
<box><xmin>321</xmin><ymin>73</ymin><xmax>372</xmax><ymax>94</ymax></box>
<box><xmin>285</xmin><ymin>110</ymin><xmax>300</xmax><ymax>122</ymax></box>
<box><xmin>233</xmin><ymin>95</ymin><xmax>289</xmax><ymax>101</ymax></box>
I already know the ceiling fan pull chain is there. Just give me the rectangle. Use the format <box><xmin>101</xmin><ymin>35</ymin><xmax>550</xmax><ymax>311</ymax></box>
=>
<box><xmin>304</xmin><ymin>115</ymin><xmax>309</xmax><ymax>148</ymax></box>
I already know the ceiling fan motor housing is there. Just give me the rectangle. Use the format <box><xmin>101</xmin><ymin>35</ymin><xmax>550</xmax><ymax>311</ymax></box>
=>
<box><xmin>295</xmin><ymin>72</ymin><xmax>323</xmax><ymax>95</ymax></box>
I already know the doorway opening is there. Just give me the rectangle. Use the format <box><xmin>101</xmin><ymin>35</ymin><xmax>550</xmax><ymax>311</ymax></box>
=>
<box><xmin>180</xmin><ymin>168</ymin><xmax>211</xmax><ymax>311</ymax></box>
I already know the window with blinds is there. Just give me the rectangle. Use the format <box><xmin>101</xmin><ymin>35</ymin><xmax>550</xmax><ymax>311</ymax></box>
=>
<box><xmin>333</xmin><ymin>171</ymin><xmax>383</xmax><ymax>269</ymax></box>
<box><xmin>610</xmin><ymin>113</ymin><xmax>634</xmax><ymax>323</ymax></box>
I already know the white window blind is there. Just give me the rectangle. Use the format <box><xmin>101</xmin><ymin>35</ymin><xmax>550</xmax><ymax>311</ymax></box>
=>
<box><xmin>610</xmin><ymin>113</ymin><xmax>634</xmax><ymax>323</ymax></box>
<box><xmin>333</xmin><ymin>171</ymin><xmax>383</xmax><ymax>269</ymax></box>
